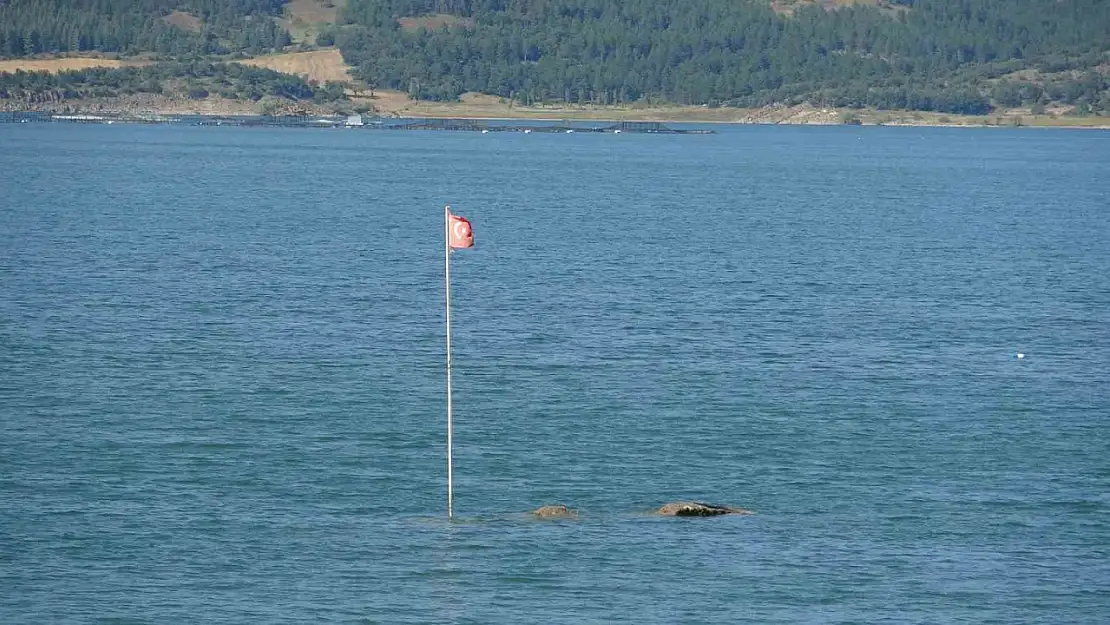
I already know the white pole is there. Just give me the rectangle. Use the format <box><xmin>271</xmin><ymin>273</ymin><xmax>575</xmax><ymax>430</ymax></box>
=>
<box><xmin>444</xmin><ymin>204</ymin><xmax>454</xmax><ymax>520</ymax></box>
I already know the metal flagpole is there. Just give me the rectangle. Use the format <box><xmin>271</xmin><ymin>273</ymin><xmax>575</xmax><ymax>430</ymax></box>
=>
<box><xmin>444</xmin><ymin>204</ymin><xmax>455</xmax><ymax>520</ymax></box>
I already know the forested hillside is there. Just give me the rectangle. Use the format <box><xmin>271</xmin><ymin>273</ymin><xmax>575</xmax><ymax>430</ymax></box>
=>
<box><xmin>1</xmin><ymin>0</ymin><xmax>1108</xmax><ymax>115</ymax></box>
<box><xmin>0</xmin><ymin>0</ymin><xmax>292</xmax><ymax>57</ymax></box>
<box><xmin>334</xmin><ymin>0</ymin><xmax>1110</xmax><ymax>114</ymax></box>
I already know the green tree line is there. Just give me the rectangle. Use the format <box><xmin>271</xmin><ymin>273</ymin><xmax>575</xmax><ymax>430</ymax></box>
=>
<box><xmin>0</xmin><ymin>0</ymin><xmax>292</xmax><ymax>57</ymax></box>
<box><xmin>333</xmin><ymin>0</ymin><xmax>1109</xmax><ymax>114</ymax></box>
<box><xmin>0</xmin><ymin>61</ymin><xmax>346</xmax><ymax>104</ymax></box>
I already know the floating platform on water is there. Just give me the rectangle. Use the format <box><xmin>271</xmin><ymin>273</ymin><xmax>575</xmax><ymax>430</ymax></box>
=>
<box><xmin>0</xmin><ymin>112</ymin><xmax>715</xmax><ymax>134</ymax></box>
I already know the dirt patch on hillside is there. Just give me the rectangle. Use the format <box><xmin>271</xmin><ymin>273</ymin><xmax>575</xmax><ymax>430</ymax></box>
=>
<box><xmin>240</xmin><ymin>49</ymin><xmax>353</xmax><ymax>84</ymax></box>
<box><xmin>286</xmin><ymin>0</ymin><xmax>343</xmax><ymax>24</ymax></box>
<box><xmin>281</xmin><ymin>0</ymin><xmax>345</xmax><ymax>42</ymax></box>
<box><xmin>771</xmin><ymin>0</ymin><xmax>906</xmax><ymax>16</ymax></box>
<box><xmin>163</xmin><ymin>10</ymin><xmax>203</xmax><ymax>32</ymax></box>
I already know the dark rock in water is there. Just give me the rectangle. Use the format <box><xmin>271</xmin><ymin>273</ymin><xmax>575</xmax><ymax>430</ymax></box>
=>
<box><xmin>532</xmin><ymin>504</ymin><xmax>578</xmax><ymax>519</ymax></box>
<box><xmin>655</xmin><ymin>502</ymin><xmax>752</xmax><ymax>517</ymax></box>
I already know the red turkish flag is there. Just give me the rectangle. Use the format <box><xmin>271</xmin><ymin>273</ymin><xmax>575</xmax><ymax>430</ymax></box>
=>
<box><xmin>448</xmin><ymin>213</ymin><xmax>474</xmax><ymax>248</ymax></box>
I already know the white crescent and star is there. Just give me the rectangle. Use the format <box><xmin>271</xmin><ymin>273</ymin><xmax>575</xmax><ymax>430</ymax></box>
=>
<box><xmin>453</xmin><ymin>220</ymin><xmax>470</xmax><ymax>239</ymax></box>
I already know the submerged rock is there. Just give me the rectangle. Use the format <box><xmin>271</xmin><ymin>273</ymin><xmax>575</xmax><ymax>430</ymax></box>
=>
<box><xmin>655</xmin><ymin>501</ymin><xmax>753</xmax><ymax>517</ymax></box>
<box><xmin>532</xmin><ymin>504</ymin><xmax>579</xmax><ymax>519</ymax></box>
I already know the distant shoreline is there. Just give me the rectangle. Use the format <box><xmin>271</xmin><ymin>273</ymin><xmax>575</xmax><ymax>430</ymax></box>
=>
<box><xmin>3</xmin><ymin>101</ymin><xmax>1108</xmax><ymax>131</ymax></box>
<box><xmin>4</xmin><ymin>110</ymin><xmax>1108</xmax><ymax>131</ymax></box>
<box><xmin>343</xmin><ymin>91</ymin><xmax>1110</xmax><ymax>129</ymax></box>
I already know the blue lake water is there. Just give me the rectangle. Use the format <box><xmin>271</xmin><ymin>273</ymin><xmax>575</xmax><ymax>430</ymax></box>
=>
<box><xmin>2</xmin><ymin>122</ymin><xmax>1109</xmax><ymax>623</ymax></box>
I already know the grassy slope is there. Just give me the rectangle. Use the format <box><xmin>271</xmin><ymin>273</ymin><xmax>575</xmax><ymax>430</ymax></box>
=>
<box><xmin>239</xmin><ymin>49</ymin><xmax>352</xmax><ymax>84</ymax></box>
<box><xmin>0</xmin><ymin>58</ymin><xmax>148</xmax><ymax>73</ymax></box>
